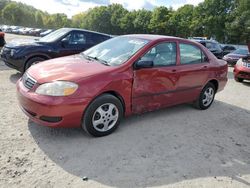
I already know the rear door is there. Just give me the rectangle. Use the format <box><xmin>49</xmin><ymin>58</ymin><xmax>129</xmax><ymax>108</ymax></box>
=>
<box><xmin>174</xmin><ymin>42</ymin><xmax>210</xmax><ymax>103</ymax></box>
<box><xmin>132</xmin><ymin>41</ymin><xmax>179</xmax><ymax>113</ymax></box>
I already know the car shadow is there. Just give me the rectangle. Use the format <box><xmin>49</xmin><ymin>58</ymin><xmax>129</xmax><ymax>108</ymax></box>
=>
<box><xmin>0</xmin><ymin>60</ymin><xmax>11</xmax><ymax>71</ymax></box>
<box><xmin>242</xmin><ymin>81</ymin><xmax>250</xmax><ymax>87</ymax></box>
<box><xmin>9</xmin><ymin>72</ymin><xmax>22</xmax><ymax>84</ymax></box>
<box><xmin>28</xmin><ymin>100</ymin><xmax>250</xmax><ymax>187</ymax></box>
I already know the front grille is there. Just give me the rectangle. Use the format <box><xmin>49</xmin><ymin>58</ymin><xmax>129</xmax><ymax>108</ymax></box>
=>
<box><xmin>22</xmin><ymin>73</ymin><xmax>37</xmax><ymax>89</ymax></box>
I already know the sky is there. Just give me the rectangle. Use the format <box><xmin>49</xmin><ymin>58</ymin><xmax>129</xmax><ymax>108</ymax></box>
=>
<box><xmin>15</xmin><ymin>0</ymin><xmax>204</xmax><ymax>18</ymax></box>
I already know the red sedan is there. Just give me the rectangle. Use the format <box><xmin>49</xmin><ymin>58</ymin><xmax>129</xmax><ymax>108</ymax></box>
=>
<box><xmin>234</xmin><ymin>55</ymin><xmax>250</xmax><ymax>82</ymax></box>
<box><xmin>17</xmin><ymin>35</ymin><xmax>228</xmax><ymax>136</ymax></box>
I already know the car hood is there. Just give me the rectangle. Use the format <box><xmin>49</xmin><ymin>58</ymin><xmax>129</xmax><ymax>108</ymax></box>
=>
<box><xmin>6</xmin><ymin>39</ymin><xmax>43</xmax><ymax>48</ymax></box>
<box><xmin>27</xmin><ymin>55</ymin><xmax>113</xmax><ymax>83</ymax></box>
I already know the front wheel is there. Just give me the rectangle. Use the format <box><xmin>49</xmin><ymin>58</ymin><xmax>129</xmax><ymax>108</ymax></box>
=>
<box><xmin>194</xmin><ymin>83</ymin><xmax>216</xmax><ymax>110</ymax></box>
<box><xmin>82</xmin><ymin>94</ymin><xmax>124</xmax><ymax>137</ymax></box>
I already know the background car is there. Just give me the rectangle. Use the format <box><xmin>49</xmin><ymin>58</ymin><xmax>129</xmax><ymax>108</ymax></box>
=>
<box><xmin>1</xmin><ymin>28</ymin><xmax>112</xmax><ymax>72</ymax></box>
<box><xmin>195</xmin><ymin>40</ymin><xmax>224</xmax><ymax>59</ymax></box>
<box><xmin>234</xmin><ymin>54</ymin><xmax>250</xmax><ymax>82</ymax></box>
<box><xmin>222</xmin><ymin>45</ymin><xmax>236</xmax><ymax>56</ymax></box>
<box><xmin>40</xmin><ymin>29</ymin><xmax>53</xmax><ymax>37</ymax></box>
<box><xmin>223</xmin><ymin>48</ymin><xmax>249</xmax><ymax>66</ymax></box>
<box><xmin>17</xmin><ymin>35</ymin><xmax>228</xmax><ymax>137</ymax></box>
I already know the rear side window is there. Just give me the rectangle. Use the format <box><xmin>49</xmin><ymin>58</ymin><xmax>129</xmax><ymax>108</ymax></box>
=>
<box><xmin>90</xmin><ymin>33</ymin><xmax>110</xmax><ymax>44</ymax></box>
<box><xmin>180</xmin><ymin>43</ymin><xmax>206</xmax><ymax>64</ymax></box>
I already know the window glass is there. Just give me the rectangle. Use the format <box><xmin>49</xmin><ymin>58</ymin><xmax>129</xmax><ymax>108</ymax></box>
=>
<box><xmin>141</xmin><ymin>42</ymin><xmax>177</xmax><ymax>66</ymax></box>
<box><xmin>39</xmin><ymin>28</ymin><xmax>69</xmax><ymax>42</ymax></box>
<box><xmin>62</xmin><ymin>32</ymin><xmax>86</xmax><ymax>45</ymax></box>
<box><xmin>69</xmin><ymin>32</ymin><xmax>86</xmax><ymax>44</ymax></box>
<box><xmin>83</xmin><ymin>36</ymin><xmax>149</xmax><ymax>66</ymax></box>
<box><xmin>91</xmin><ymin>33</ymin><xmax>110</xmax><ymax>43</ymax></box>
<box><xmin>180</xmin><ymin>43</ymin><xmax>205</xmax><ymax>64</ymax></box>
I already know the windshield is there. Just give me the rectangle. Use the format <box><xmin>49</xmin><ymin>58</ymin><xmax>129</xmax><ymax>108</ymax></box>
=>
<box><xmin>83</xmin><ymin>36</ymin><xmax>149</xmax><ymax>66</ymax></box>
<box><xmin>39</xmin><ymin>28</ymin><xmax>69</xmax><ymax>42</ymax></box>
<box><xmin>233</xmin><ymin>48</ymin><xmax>249</xmax><ymax>55</ymax></box>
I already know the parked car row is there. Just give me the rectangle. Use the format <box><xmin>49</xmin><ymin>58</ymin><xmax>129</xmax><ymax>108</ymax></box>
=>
<box><xmin>190</xmin><ymin>38</ymin><xmax>249</xmax><ymax>65</ymax></box>
<box><xmin>0</xmin><ymin>25</ymin><xmax>54</xmax><ymax>37</ymax></box>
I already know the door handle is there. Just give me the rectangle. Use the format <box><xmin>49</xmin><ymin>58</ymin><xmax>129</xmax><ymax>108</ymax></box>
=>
<box><xmin>172</xmin><ymin>69</ymin><xmax>177</xmax><ymax>72</ymax></box>
<box><xmin>203</xmin><ymin>65</ymin><xmax>208</xmax><ymax>69</ymax></box>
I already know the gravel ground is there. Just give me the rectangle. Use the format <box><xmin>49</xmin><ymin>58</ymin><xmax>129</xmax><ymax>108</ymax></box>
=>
<box><xmin>0</xmin><ymin>34</ymin><xmax>250</xmax><ymax>188</ymax></box>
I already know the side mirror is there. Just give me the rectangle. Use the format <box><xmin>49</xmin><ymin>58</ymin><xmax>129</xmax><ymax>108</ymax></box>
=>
<box><xmin>134</xmin><ymin>60</ymin><xmax>153</xmax><ymax>70</ymax></box>
<box><xmin>61</xmin><ymin>38</ymin><xmax>69</xmax><ymax>47</ymax></box>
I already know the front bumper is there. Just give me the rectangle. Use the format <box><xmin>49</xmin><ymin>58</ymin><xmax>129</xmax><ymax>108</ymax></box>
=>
<box><xmin>1</xmin><ymin>48</ymin><xmax>25</xmax><ymax>72</ymax></box>
<box><xmin>17</xmin><ymin>79</ymin><xmax>90</xmax><ymax>128</ymax></box>
<box><xmin>234</xmin><ymin>65</ymin><xmax>250</xmax><ymax>81</ymax></box>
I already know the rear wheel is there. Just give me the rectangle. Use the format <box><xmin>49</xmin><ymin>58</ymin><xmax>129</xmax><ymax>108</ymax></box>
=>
<box><xmin>194</xmin><ymin>82</ymin><xmax>216</xmax><ymax>110</ymax></box>
<box><xmin>24</xmin><ymin>57</ymin><xmax>46</xmax><ymax>72</ymax></box>
<box><xmin>235</xmin><ymin>77</ymin><xmax>244</xmax><ymax>83</ymax></box>
<box><xmin>82</xmin><ymin>94</ymin><xmax>123</xmax><ymax>137</ymax></box>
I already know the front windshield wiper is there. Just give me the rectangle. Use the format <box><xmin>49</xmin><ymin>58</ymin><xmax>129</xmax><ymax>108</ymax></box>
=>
<box><xmin>91</xmin><ymin>56</ymin><xmax>110</xmax><ymax>66</ymax></box>
<box><xmin>81</xmin><ymin>54</ymin><xmax>110</xmax><ymax>66</ymax></box>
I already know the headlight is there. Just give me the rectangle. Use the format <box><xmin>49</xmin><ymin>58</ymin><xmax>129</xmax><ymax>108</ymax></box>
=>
<box><xmin>35</xmin><ymin>81</ymin><xmax>78</xmax><ymax>96</ymax></box>
<box><xmin>236</xmin><ymin>59</ymin><xmax>243</xmax><ymax>66</ymax></box>
<box><xmin>10</xmin><ymin>49</ymin><xmax>20</xmax><ymax>56</ymax></box>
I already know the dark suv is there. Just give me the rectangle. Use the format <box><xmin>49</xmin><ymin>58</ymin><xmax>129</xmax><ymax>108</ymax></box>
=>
<box><xmin>194</xmin><ymin>40</ymin><xmax>223</xmax><ymax>59</ymax></box>
<box><xmin>1</xmin><ymin>28</ymin><xmax>112</xmax><ymax>72</ymax></box>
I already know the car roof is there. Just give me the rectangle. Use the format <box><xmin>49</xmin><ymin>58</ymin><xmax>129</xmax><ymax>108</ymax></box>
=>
<box><xmin>62</xmin><ymin>28</ymin><xmax>112</xmax><ymax>37</ymax></box>
<box><xmin>122</xmin><ymin>34</ymin><xmax>187</xmax><ymax>41</ymax></box>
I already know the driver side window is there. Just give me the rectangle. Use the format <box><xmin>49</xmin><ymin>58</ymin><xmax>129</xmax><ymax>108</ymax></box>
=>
<box><xmin>62</xmin><ymin>32</ymin><xmax>86</xmax><ymax>45</ymax></box>
<box><xmin>141</xmin><ymin>42</ymin><xmax>177</xmax><ymax>67</ymax></box>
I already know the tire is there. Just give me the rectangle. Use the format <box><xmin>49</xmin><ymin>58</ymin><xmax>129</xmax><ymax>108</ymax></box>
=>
<box><xmin>235</xmin><ymin>77</ymin><xmax>244</xmax><ymax>83</ymax></box>
<box><xmin>24</xmin><ymin>57</ymin><xmax>46</xmax><ymax>72</ymax></box>
<box><xmin>194</xmin><ymin>82</ymin><xmax>216</xmax><ymax>110</ymax></box>
<box><xmin>82</xmin><ymin>94</ymin><xmax>124</xmax><ymax>137</ymax></box>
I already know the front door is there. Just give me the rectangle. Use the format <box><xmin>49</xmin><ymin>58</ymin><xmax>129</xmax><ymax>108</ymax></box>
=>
<box><xmin>132</xmin><ymin>42</ymin><xmax>179</xmax><ymax>113</ymax></box>
<box><xmin>58</xmin><ymin>31</ymin><xmax>88</xmax><ymax>57</ymax></box>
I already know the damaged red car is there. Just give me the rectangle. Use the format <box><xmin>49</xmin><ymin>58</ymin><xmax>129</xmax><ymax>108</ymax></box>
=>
<box><xmin>17</xmin><ymin>35</ymin><xmax>228</xmax><ymax>136</ymax></box>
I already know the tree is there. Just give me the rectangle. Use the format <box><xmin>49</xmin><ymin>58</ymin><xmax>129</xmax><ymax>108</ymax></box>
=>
<box><xmin>108</xmin><ymin>4</ymin><xmax>128</xmax><ymax>34</ymax></box>
<box><xmin>149</xmin><ymin>6</ymin><xmax>173</xmax><ymax>35</ymax></box>
<box><xmin>2</xmin><ymin>2</ymin><xmax>24</xmax><ymax>25</ymax></box>
<box><xmin>35</xmin><ymin>11</ymin><xmax>44</xmax><ymax>28</ymax></box>
<box><xmin>170</xmin><ymin>5</ymin><xmax>194</xmax><ymax>38</ymax></box>
<box><xmin>226</xmin><ymin>0</ymin><xmax>250</xmax><ymax>44</ymax></box>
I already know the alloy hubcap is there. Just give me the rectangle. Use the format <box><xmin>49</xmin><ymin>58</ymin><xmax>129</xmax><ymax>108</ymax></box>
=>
<box><xmin>92</xmin><ymin>103</ymin><xmax>119</xmax><ymax>132</ymax></box>
<box><xmin>202</xmin><ymin>87</ymin><xmax>214</xmax><ymax>107</ymax></box>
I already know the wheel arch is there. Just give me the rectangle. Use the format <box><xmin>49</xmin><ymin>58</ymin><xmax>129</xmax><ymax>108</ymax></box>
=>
<box><xmin>207</xmin><ymin>79</ymin><xmax>219</xmax><ymax>93</ymax></box>
<box><xmin>100</xmin><ymin>90</ymin><xmax>126</xmax><ymax>115</ymax></box>
<box><xmin>24</xmin><ymin>54</ymin><xmax>50</xmax><ymax>71</ymax></box>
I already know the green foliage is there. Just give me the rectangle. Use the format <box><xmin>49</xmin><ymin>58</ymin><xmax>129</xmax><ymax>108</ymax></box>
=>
<box><xmin>0</xmin><ymin>0</ymin><xmax>249</xmax><ymax>44</ymax></box>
